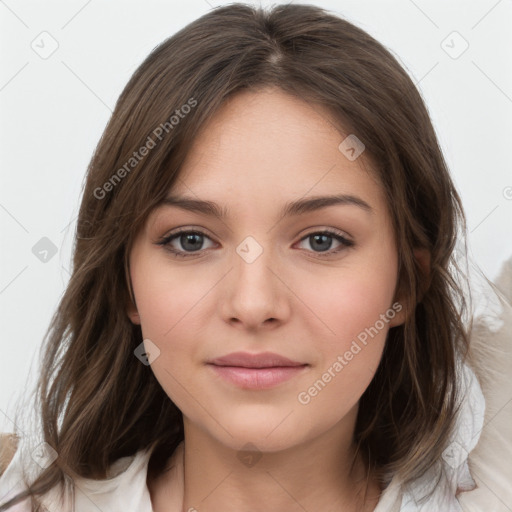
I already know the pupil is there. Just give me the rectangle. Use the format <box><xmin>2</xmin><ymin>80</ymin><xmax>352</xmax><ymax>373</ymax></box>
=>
<box><xmin>182</xmin><ymin>233</ymin><xmax>202</xmax><ymax>251</ymax></box>
<box><xmin>311</xmin><ymin>234</ymin><xmax>332</xmax><ymax>252</ymax></box>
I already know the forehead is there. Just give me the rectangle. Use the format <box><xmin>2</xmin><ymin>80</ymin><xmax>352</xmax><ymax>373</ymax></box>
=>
<box><xmin>171</xmin><ymin>88</ymin><xmax>386</xmax><ymax>216</ymax></box>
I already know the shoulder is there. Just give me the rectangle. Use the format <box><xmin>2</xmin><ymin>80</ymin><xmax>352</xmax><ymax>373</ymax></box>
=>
<box><xmin>72</xmin><ymin>447</ymin><xmax>155</xmax><ymax>511</ymax></box>
<box><xmin>0</xmin><ymin>433</ymin><xmax>32</xmax><ymax>511</ymax></box>
<box><xmin>458</xmin><ymin>262</ymin><xmax>512</xmax><ymax>511</ymax></box>
<box><xmin>0</xmin><ymin>433</ymin><xmax>19</xmax><ymax>477</ymax></box>
<box><xmin>0</xmin><ymin>436</ymin><xmax>155</xmax><ymax>512</ymax></box>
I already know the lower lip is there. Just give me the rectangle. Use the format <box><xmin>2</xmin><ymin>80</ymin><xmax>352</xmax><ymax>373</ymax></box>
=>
<box><xmin>208</xmin><ymin>364</ymin><xmax>308</xmax><ymax>389</ymax></box>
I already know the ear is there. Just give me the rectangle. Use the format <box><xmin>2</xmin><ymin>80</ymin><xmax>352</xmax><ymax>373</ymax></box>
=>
<box><xmin>124</xmin><ymin>256</ymin><xmax>141</xmax><ymax>325</ymax></box>
<box><xmin>125</xmin><ymin>277</ymin><xmax>141</xmax><ymax>325</ymax></box>
<box><xmin>127</xmin><ymin>297</ymin><xmax>141</xmax><ymax>325</ymax></box>
<box><xmin>388</xmin><ymin>247</ymin><xmax>431</xmax><ymax>328</ymax></box>
<box><xmin>387</xmin><ymin>300</ymin><xmax>406</xmax><ymax>328</ymax></box>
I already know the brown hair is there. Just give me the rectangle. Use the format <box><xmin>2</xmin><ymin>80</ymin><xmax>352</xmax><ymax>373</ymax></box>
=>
<box><xmin>1</xmin><ymin>3</ymin><xmax>470</xmax><ymax>510</ymax></box>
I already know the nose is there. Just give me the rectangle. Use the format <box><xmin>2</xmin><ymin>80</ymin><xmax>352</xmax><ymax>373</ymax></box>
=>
<box><xmin>219</xmin><ymin>236</ymin><xmax>291</xmax><ymax>331</ymax></box>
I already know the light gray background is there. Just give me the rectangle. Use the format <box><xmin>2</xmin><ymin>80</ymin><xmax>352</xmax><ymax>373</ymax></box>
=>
<box><xmin>1</xmin><ymin>0</ymin><xmax>511</xmax><ymax>432</ymax></box>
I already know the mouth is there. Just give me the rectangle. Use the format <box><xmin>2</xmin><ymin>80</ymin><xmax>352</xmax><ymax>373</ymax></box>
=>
<box><xmin>207</xmin><ymin>362</ymin><xmax>309</xmax><ymax>389</ymax></box>
<box><xmin>206</xmin><ymin>351</ymin><xmax>309</xmax><ymax>389</ymax></box>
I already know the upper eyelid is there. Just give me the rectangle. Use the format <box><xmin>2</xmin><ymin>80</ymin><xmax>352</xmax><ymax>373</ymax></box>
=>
<box><xmin>159</xmin><ymin>226</ymin><xmax>353</xmax><ymax>241</ymax></box>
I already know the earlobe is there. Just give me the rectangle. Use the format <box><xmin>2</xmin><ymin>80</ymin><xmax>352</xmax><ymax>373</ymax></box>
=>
<box><xmin>387</xmin><ymin>300</ymin><xmax>406</xmax><ymax>328</ymax></box>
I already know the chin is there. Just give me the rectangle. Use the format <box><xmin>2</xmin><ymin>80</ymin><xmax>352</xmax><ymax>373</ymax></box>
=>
<box><xmin>209</xmin><ymin>414</ymin><xmax>306</xmax><ymax>454</ymax></box>
<box><xmin>226</xmin><ymin>433</ymin><xmax>300</xmax><ymax>454</ymax></box>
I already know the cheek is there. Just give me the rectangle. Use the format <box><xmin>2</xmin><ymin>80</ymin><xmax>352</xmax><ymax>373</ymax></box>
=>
<box><xmin>293</xmin><ymin>287</ymin><xmax>392</xmax><ymax>422</ymax></box>
<box><xmin>304</xmin><ymin>279</ymin><xmax>391</xmax><ymax>367</ymax></box>
<box><xmin>131</xmin><ymin>255</ymin><xmax>210</xmax><ymax>340</ymax></box>
<box><xmin>297</xmin><ymin>257</ymin><xmax>398</xmax><ymax>351</ymax></box>
<box><xmin>130</xmin><ymin>254</ymin><xmax>224</xmax><ymax>404</ymax></box>
<box><xmin>292</xmin><ymin>251</ymin><xmax>398</xmax><ymax>405</ymax></box>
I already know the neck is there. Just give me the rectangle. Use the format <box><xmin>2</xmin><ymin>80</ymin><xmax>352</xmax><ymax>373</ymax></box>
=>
<box><xmin>184</xmin><ymin>439</ymin><xmax>379</xmax><ymax>512</ymax></box>
<box><xmin>149</xmin><ymin>405</ymin><xmax>382</xmax><ymax>512</ymax></box>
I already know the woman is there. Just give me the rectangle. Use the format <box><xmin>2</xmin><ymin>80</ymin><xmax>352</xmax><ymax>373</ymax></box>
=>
<box><xmin>1</xmin><ymin>3</ymin><xmax>510</xmax><ymax>511</ymax></box>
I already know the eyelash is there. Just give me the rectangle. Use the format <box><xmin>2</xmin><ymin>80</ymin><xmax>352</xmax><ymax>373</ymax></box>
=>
<box><xmin>155</xmin><ymin>228</ymin><xmax>354</xmax><ymax>258</ymax></box>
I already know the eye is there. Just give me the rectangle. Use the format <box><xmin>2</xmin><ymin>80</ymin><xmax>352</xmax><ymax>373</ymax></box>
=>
<box><xmin>295</xmin><ymin>229</ymin><xmax>354</xmax><ymax>256</ymax></box>
<box><xmin>156</xmin><ymin>229</ymin><xmax>216</xmax><ymax>257</ymax></box>
<box><xmin>155</xmin><ymin>227</ymin><xmax>354</xmax><ymax>258</ymax></box>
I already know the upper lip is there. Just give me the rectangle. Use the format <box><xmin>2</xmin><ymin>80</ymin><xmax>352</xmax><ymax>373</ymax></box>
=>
<box><xmin>208</xmin><ymin>351</ymin><xmax>306</xmax><ymax>368</ymax></box>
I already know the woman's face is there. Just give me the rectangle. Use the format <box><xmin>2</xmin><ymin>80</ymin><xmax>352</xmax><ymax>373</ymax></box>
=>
<box><xmin>128</xmin><ymin>87</ymin><xmax>404</xmax><ymax>453</ymax></box>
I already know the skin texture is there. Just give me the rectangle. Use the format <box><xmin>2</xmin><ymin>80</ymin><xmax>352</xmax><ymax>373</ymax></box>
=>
<box><xmin>127</xmin><ymin>87</ymin><xmax>406</xmax><ymax>511</ymax></box>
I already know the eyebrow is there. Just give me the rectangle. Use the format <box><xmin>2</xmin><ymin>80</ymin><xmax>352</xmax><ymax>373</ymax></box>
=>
<box><xmin>160</xmin><ymin>193</ymin><xmax>373</xmax><ymax>219</ymax></box>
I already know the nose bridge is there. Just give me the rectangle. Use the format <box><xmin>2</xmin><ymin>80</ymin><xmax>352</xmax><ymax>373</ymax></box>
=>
<box><xmin>235</xmin><ymin>234</ymin><xmax>267</xmax><ymax>266</ymax></box>
<box><xmin>221</xmin><ymin>233</ymin><xmax>287</xmax><ymax>327</ymax></box>
<box><xmin>233</xmin><ymin>234</ymin><xmax>277</xmax><ymax>292</ymax></box>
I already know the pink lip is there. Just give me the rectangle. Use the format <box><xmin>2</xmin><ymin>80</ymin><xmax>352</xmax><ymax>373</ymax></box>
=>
<box><xmin>207</xmin><ymin>351</ymin><xmax>308</xmax><ymax>390</ymax></box>
<box><xmin>209</xmin><ymin>365</ymin><xmax>308</xmax><ymax>389</ymax></box>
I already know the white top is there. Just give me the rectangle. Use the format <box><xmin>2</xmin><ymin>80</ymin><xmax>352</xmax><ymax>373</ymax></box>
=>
<box><xmin>0</xmin><ymin>361</ymin><xmax>487</xmax><ymax>512</ymax></box>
